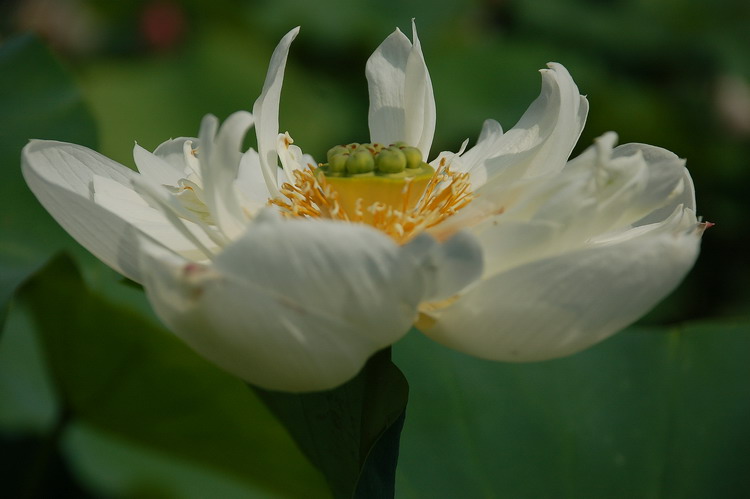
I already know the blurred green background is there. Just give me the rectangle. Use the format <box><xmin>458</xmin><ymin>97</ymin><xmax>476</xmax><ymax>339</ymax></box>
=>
<box><xmin>1</xmin><ymin>0</ymin><xmax>749</xmax><ymax>497</ymax></box>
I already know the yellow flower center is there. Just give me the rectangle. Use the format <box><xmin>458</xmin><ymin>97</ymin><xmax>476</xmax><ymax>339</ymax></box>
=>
<box><xmin>270</xmin><ymin>142</ymin><xmax>474</xmax><ymax>243</ymax></box>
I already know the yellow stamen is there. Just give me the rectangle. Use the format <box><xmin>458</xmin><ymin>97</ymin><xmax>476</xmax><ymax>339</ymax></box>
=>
<box><xmin>270</xmin><ymin>159</ymin><xmax>474</xmax><ymax>244</ymax></box>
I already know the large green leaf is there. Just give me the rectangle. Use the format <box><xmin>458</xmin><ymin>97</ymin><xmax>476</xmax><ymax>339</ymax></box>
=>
<box><xmin>254</xmin><ymin>348</ymin><xmax>408</xmax><ymax>499</ymax></box>
<box><xmin>0</xmin><ymin>35</ymin><xmax>99</xmax><ymax>325</ymax></box>
<box><xmin>13</xmin><ymin>254</ymin><xmax>329</xmax><ymax>498</ymax></box>
<box><xmin>395</xmin><ymin>324</ymin><xmax>750</xmax><ymax>498</ymax></box>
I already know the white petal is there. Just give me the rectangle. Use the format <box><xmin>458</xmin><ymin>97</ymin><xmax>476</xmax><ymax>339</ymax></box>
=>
<box><xmin>468</xmin><ymin>133</ymin><xmax>694</xmax><ymax>278</ymax></box>
<box><xmin>133</xmin><ymin>143</ymin><xmax>183</xmax><ymax>186</ymax></box>
<box><xmin>235</xmin><ymin>148</ymin><xmax>272</xmax><ymax>213</ymax></box>
<box><xmin>252</xmin><ymin>27</ymin><xmax>300</xmax><ymax>199</ymax></box>
<box><xmin>610</xmin><ymin>143</ymin><xmax>696</xmax><ymax>226</ymax></box>
<box><xmin>465</xmin><ymin>63</ymin><xmax>588</xmax><ymax>188</ymax></box>
<box><xmin>200</xmin><ymin>111</ymin><xmax>254</xmax><ymax>239</ymax></box>
<box><xmin>453</xmin><ymin>119</ymin><xmax>502</xmax><ymax>186</ymax></box>
<box><xmin>153</xmin><ymin>137</ymin><xmax>199</xmax><ymax>174</ymax></box>
<box><xmin>21</xmin><ymin>140</ymin><xmax>148</xmax><ymax>282</ymax></box>
<box><xmin>92</xmin><ymin>175</ymin><xmax>215</xmax><ymax>261</ymax></box>
<box><xmin>139</xmin><ymin>217</ymin><xmax>430</xmax><ymax>392</ymax></box>
<box><xmin>367</xmin><ymin>23</ymin><xmax>436</xmax><ymax>158</ymax></box>
<box><xmin>402</xmin><ymin>231</ymin><xmax>484</xmax><ymax>302</ymax></box>
<box><xmin>420</xmin><ymin>207</ymin><xmax>702</xmax><ymax>362</ymax></box>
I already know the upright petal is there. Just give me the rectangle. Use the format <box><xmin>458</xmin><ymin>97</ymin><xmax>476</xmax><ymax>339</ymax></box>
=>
<box><xmin>252</xmin><ymin>27</ymin><xmax>300</xmax><ymax>199</ymax></box>
<box><xmin>367</xmin><ymin>22</ymin><xmax>436</xmax><ymax>158</ymax></box>
<box><xmin>199</xmin><ymin>111</ymin><xmax>255</xmax><ymax>239</ymax></box>
<box><xmin>139</xmin><ymin>215</ymin><xmax>432</xmax><ymax>392</ymax></box>
<box><xmin>420</xmin><ymin>206</ymin><xmax>702</xmax><ymax>362</ymax></box>
<box><xmin>459</xmin><ymin>63</ymin><xmax>588</xmax><ymax>188</ymax></box>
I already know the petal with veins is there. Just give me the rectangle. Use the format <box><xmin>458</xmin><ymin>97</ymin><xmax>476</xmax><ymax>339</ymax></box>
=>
<box><xmin>22</xmin><ymin>140</ymin><xmax>147</xmax><ymax>282</ymax></box>
<box><xmin>367</xmin><ymin>23</ymin><xmax>436</xmax><ymax>158</ymax></box>
<box><xmin>421</xmin><ymin>207</ymin><xmax>701</xmax><ymax>362</ymax></box>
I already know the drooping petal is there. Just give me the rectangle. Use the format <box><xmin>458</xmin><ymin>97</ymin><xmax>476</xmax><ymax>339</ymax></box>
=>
<box><xmin>420</xmin><ymin>206</ymin><xmax>702</xmax><ymax>362</ymax></box>
<box><xmin>252</xmin><ymin>27</ymin><xmax>300</xmax><ymax>199</ymax></box>
<box><xmin>21</xmin><ymin>140</ymin><xmax>147</xmax><ymax>282</ymax></box>
<box><xmin>367</xmin><ymin>23</ymin><xmax>436</xmax><ymax>158</ymax></box>
<box><xmin>459</xmin><ymin>63</ymin><xmax>588</xmax><ymax>189</ymax></box>
<box><xmin>139</xmin><ymin>214</ymin><xmax>435</xmax><ymax>392</ymax></box>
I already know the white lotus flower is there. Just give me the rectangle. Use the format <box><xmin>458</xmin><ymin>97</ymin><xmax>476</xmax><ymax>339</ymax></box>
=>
<box><xmin>22</xmin><ymin>23</ymin><xmax>706</xmax><ymax>392</ymax></box>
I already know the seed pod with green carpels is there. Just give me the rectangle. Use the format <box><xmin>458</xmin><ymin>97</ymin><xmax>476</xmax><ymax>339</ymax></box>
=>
<box><xmin>375</xmin><ymin>147</ymin><xmax>407</xmax><ymax>173</ymax></box>
<box><xmin>346</xmin><ymin>150</ymin><xmax>375</xmax><ymax>174</ymax></box>
<box><xmin>328</xmin><ymin>152</ymin><xmax>348</xmax><ymax>173</ymax></box>
<box><xmin>400</xmin><ymin>146</ymin><xmax>422</xmax><ymax>169</ymax></box>
<box><xmin>326</xmin><ymin>145</ymin><xmax>349</xmax><ymax>163</ymax></box>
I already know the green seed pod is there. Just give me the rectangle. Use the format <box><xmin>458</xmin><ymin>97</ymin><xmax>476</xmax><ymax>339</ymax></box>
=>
<box><xmin>401</xmin><ymin>146</ymin><xmax>423</xmax><ymax>169</ymax></box>
<box><xmin>376</xmin><ymin>147</ymin><xmax>407</xmax><ymax>173</ymax></box>
<box><xmin>326</xmin><ymin>145</ymin><xmax>349</xmax><ymax>163</ymax></box>
<box><xmin>328</xmin><ymin>153</ymin><xmax>349</xmax><ymax>173</ymax></box>
<box><xmin>391</xmin><ymin>141</ymin><xmax>408</xmax><ymax>148</ymax></box>
<box><xmin>346</xmin><ymin>150</ymin><xmax>375</xmax><ymax>174</ymax></box>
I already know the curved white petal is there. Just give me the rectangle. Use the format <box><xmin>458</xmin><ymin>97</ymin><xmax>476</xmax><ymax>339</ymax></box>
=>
<box><xmin>22</xmin><ymin>140</ymin><xmax>147</xmax><ymax>282</ymax></box>
<box><xmin>367</xmin><ymin>23</ymin><xmax>436</xmax><ymax>158</ymax></box>
<box><xmin>252</xmin><ymin>27</ymin><xmax>300</xmax><ymax>199</ymax></box>
<box><xmin>610</xmin><ymin>143</ymin><xmax>696</xmax><ymax>226</ymax></box>
<box><xmin>152</xmin><ymin>137</ymin><xmax>199</xmax><ymax>175</ymax></box>
<box><xmin>466</xmin><ymin>133</ymin><xmax>692</xmax><ymax>278</ymax></box>
<box><xmin>462</xmin><ymin>63</ymin><xmax>588</xmax><ymax>189</ymax></box>
<box><xmin>421</xmin><ymin>206</ymin><xmax>702</xmax><ymax>362</ymax></box>
<box><xmin>199</xmin><ymin>111</ymin><xmax>254</xmax><ymax>239</ymax></box>
<box><xmin>139</xmin><ymin>216</ymin><xmax>433</xmax><ymax>392</ymax></box>
<box><xmin>235</xmin><ymin>148</ymin><xmax>272</xmax><ymax>213</ymax></box>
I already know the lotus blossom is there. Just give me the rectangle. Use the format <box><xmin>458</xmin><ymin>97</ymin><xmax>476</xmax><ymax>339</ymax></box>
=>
<box><xmin>22</xmin><ymin>23</ymin><xmax>706</xmax><ymax>392</ymax></box>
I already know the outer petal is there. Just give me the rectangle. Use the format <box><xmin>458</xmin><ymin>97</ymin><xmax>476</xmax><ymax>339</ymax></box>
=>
<box><xmin>139</xmin><ymin>215</ymin><xmax>444</xmax><ymax>392</ymax></box>
<box><xmin>420</xmin><ymin>207</ymin><xmax>702</xmax><ymax>362</ymax></box>
<box><xmin>367</xmin><ymin>22</ymin><xmax>436</xmax><ymax>158</ymax></box>
<box><xmin>462</xmin><ymin>133</ymin><xmax>692</xmax><ymax>278</ymax></box>
<box><xmin>22</xmin><ymin>140</ymin><xmax>148</xmax><ymax>282</ymax></box>
<box><xmin>252</xmin><ymin>27</ymin><xmax>300</xmax><ymax>198</ymax></box>
<box><xmin>459</xmin><ymin>63</ymin><xmax>588</xmax><ymax>188</ymax></box>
